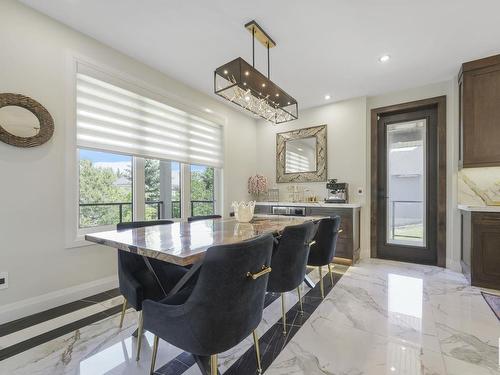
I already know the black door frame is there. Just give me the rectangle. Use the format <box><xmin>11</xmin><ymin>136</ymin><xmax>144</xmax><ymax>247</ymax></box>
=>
<box><xmin>371</xmin><ymin>96</ymin><xmax>447</xmax><ymax>267</ymax></box>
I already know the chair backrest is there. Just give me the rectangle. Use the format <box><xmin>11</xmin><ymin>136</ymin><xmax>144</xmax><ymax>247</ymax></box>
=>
<box><xmin>116</xmin><ymin>220</ymin><xmax>174</xmax><ymax>308</ymax></box>
<box><xmin>183</xmin><ymin>234</ymin><xmax>274</xmax><ymax>354</ymax></box>
<box><xmin>267</xmin><ymin>222</ymin><xmax>315</xmax><ymax>293</ymax></box>
<box><xmin>187</xmin><ymin>215</ymin><xmax>222</xmax><ymax>222</ymax></box>
<box><xmin>117</xmin><ymin>219</ymin><xmax>174</xmax><ymax>230</ymax></box>
<box><xmin>307</xmin><ymin>216</ymin><xmax>342</xmax><ymax>266</ymax></box>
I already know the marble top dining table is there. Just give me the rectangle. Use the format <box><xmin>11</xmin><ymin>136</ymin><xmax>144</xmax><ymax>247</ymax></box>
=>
<box><xmin>85</xmin><ymin>215</ymin><xmax>322</xmax><ymax>266</ymax></box>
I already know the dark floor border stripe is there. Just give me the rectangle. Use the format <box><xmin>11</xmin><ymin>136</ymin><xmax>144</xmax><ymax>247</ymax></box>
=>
<box><xmin>0</xmin><ymin>303</ymin><xmax>123</xmax><ymax>361</ymax></box>
<box><xmin>0</xmin><ymin>288</ymin><xmax>120</xmax><ymax>337</ymax></box>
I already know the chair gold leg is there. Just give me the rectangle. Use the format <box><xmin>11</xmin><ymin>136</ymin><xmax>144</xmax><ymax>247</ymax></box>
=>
<box><xmin>149</xmin><ymin>335</ymin><xmax>159</xmax><ymax>375</ymax></box>
<box><xmin>252</xmin><ymin>330</ymin><xmax>262</xmax><ymax>374</ymax></box>
<box><xmin>319</xmin><ymin>266</ymin><xmax>324</xmax><ymax>298</ymax></box>
<box><xmin>281</xmin><ymin>293</ymin><xmax>287</xmax><ymax>335</ymax></box>
<box><xmin>297</xmin><ymin>286</ymin><xmax>304</xmax><ymax>315</ymax></box>
<box><xmin>119</xmin><ymin>297</ymin><xmax>127</xmax><ymax>329</ymax></box>
<box><xmin>328</xmin><ymin>263</ymin><xmax>334</xmax><ymax>286</ymax></box>
<box><xmin>136</xmin><ymin>311</ymin><xmax>143</xmax><ymax>361</ymax></box>
<box><xmin>210</xmin><ymin>354</ymin><xmax>218</xmax><ymax>375</ymax></box>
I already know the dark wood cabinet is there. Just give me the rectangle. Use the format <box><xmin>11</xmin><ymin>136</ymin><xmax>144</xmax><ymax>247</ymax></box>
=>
<box><xmin>459</xmin><ymin>54</ymin><xmax>500</xmax><ymax>168</ymax></box>
<box><xmin>461</xmin><ymin>210</ymin><xmax>500</xmax><ymax>289</ymax></box>
<box><xmin>254</xmin><ymin>204</ymin><xmax>361</xmax><ymax>266</ymax></box>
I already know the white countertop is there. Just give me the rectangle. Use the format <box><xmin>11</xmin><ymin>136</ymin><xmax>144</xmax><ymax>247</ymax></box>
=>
<box><xmin>458</xmin><ymin>204</ymin><xmax>500</xmax><ymax>213</ymax></box>
<box><xmin>256</xmin><ymin>201</ymin><xmax>361</xmax><ymax>208</ymax></box>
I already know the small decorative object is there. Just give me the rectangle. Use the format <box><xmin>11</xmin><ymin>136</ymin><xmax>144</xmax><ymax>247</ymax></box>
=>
<box><xmin>0</xmin><ymin>93</ymin><xmax>54</xmax><ymax>148</ymax></box>
<box><xmin>267</xmin><ymin>188</ymin><xmax>280</xmax><ymax>202</ymax></box>
<box><xmin>248</xmin><ymin>174</ymin><xmax>269</xmax><ymax>201</ymax></box>
<box><xmin>231</xmin><ymin>201</ymin><xmax>256</xmax><ymax>223</ymax></box>
<box><xmin>287</xmin><ymin>185</ymin><xmax>305</xmax><ymax>202</ymax></box>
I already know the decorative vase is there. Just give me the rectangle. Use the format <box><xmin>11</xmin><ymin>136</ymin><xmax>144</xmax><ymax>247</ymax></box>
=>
<box><xmin>231</xmin><ymin>201</ymin><xmax>256</xmax><ymax>223</ymax></box>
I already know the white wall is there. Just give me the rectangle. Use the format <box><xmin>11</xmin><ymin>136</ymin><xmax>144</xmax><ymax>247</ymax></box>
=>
<box><xmin>256</xmin><ymin>97</ymin><xmax>369</xmax><ymax>254</ymax></box>
<box><xmin>0</xmin><ymin>0</ymin><xmax>257</xmax><ymax>321</ymax></box>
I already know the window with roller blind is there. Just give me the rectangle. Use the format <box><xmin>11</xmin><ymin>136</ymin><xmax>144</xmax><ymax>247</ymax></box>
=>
<box><xmin>75</xmin><ymin>63</ymin><xmax>223</xmax><ymax>229</ymax></box>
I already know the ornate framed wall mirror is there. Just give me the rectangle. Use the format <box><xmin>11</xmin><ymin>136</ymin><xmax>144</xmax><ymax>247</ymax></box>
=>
<box><xmin>276</xmin><ymin>124</ymin><xmax>327</xmax><ymax>182</ymax></box>
<box><xmin>0</xmin><ymin>93</ymin><xmax>54</xmax><ymax>148</ymax></box>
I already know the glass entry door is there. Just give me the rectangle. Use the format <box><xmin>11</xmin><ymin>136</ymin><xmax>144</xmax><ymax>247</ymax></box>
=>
<box><xmin>377</xmin><ymin>108</ymin><xmax>437</xmax><ymax>264</ymax></box>
<box><xmin>386</xmin><ymin>119</ymin><xmax>426</xmax><ymax>247</ymax></box>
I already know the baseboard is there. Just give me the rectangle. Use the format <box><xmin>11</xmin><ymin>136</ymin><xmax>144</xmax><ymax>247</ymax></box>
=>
<box><xmin>0</xmin><ymin>275</ymin><xmax>118</xmax><ymax>325</ymax></box>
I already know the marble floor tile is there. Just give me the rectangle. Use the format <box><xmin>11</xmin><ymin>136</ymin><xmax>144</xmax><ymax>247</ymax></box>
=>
<box><xmin>433</xmin><ymin>305</ymin><xmax>499</xmax><ymax>374</ymax></box>
<box><xmin>0</xmin><ymin>310</ymin><xmax>183</xmax><ymax>375</ymax></box>
<box><xmin>0</xmin><ymin>296</ymin><xmax>123</xmax><ymax>350</ymax></box>
<box><xmin>267</xmin><ymin>259</ymin><xmax>499</xmax><ymax>375</ymax></box>
<box><xmin>2</xmin><ymin>259</ymin><xmax>497</xmax><ymax>375</ymax></box>
<box><xmin>443</xmin><ymin>355</ymin><xmax>499</xmax><ymax>375</ymax></box>
<box><xmin>314</xmin><ymin>281</ymin><xmax>442</xmax><ymax>353</ymax></box>
<box><xmin>266</xmin><ymin>316</ymin><xmax>447</xmax><ymax>375</ymax></box>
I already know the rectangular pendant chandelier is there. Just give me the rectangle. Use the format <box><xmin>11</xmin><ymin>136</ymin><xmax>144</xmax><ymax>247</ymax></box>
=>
<box><xmin>214</xmin><ymin>21</ymin><xmax>298</xmax><ymax>124</ymax></box>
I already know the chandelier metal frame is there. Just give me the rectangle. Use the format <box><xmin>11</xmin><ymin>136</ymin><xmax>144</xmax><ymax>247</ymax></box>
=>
<box><xmin>214</xmin><ymin>20</ymin><xmax>298</xmax><ymax>124</ymax></box>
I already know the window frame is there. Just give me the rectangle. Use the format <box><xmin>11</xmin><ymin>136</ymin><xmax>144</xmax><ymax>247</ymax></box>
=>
<box><xmin>65</xmin><ymin>55</ymin><xmax>224</xmax><ymax>249</ymax></box>
<box><xmin>75</xmin><ymin>150</ymin><xmax>222</xmax><ymax>240</ymax></box>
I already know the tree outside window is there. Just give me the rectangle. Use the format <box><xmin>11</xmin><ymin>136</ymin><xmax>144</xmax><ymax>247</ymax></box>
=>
<box><xmin>79</xmin><ymin>150</ymin><xmax>132</xmax><ymax>228</ymax></box>
<box><xmin>190</xmin><ymin>165</ymin><xmax>215</xmax><ymax>216</ymax></box>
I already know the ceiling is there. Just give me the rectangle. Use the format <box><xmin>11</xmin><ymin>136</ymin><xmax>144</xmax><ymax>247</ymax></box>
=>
<box><xmin>19</xmin><ymin>0</ymin><xmax>500</xmax><ymax>110</ymax></box>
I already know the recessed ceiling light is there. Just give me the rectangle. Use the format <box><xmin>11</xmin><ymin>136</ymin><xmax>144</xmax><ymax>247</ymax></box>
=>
<box><xmin>379</xmin><ymin>54</ymin><xmax>390</xmax><ymax>63</ymax></box>
<box><xmin>324</xmin><ymin>94</ymin><xmax>331</xmax><ymax>100</ymax></box>
<box><xmin>262</xmin><ymin>83</ymin><xmax>266</xmax><ymax>87</ymax></box>
<box><xmin>244</xmin><ymin>71</ymin><xmax>250</xmax><ymax>76</ymax></box>
<box><xmin>204</xmin><ymin>108</ymin><xmax>213</xmax><ymax>113</ymax></box>
<box><xmin>223</xmin><ymin>69</ymin><xmax>228</xmax><ymax>74</ymax></box>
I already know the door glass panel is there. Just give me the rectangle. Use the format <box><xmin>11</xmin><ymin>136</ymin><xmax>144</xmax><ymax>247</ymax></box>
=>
<box><xmin>386</xmin><ymin>119</ymin><xmax>426</xmax><ymax>247</ymax></box>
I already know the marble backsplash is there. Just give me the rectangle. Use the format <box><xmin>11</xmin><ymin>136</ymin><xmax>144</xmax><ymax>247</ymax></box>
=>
<box><xmin>458</xmin><ymin>167</ymin><xmax>500</xmax><ymax>206</ymax></box>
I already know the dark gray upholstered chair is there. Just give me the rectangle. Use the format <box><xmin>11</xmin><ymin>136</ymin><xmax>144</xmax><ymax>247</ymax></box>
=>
<box><xmin>267</xmin><ymin>222</ymin><xmax>315</xmax><ymax>334</ymax></box>
<box><xmin>143</xmin><ymin>234</ymin><xmax>274</xmax><ymax>375</ymax></box>
<box><xmin>307</xmin><ymin>216</ymin><xmax>342</xmax><ymax>298</ymax></box>
<box><xmin>187</xmin><ymin>214</ymin><xmax>222</xmax><ymax>222</ymax></box>
<box><xmin>116</xmin><ymin>220</ymin><xmax>187</xmax><ymax>361</ymax></box>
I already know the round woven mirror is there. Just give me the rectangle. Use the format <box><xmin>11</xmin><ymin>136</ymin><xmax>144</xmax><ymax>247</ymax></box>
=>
<box><xmin>0</xmin><ymin>93</ymin><xmax>54</xmax><ymax>147</ymax></box>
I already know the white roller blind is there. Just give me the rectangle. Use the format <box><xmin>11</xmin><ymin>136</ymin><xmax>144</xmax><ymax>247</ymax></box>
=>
<box><xmin>76</xmin><ymin>65</ymin><xmax>224</xmax><ymax>168</ymax></box>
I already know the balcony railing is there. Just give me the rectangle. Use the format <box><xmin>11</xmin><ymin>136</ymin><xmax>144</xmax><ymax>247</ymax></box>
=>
<box><xmin>390</xmin><ymin>200</ymin><xmax>423</xmax><ymax>239</ymax></box>
<box><xmin>190</xmin><ymin>200</ymin><xmax>215</xmax><ymax>217</ymax></box>
<box><xmin>79</xmin><ymin>199</ymin><xmax>214</xmax><ymax>224</ymax></box>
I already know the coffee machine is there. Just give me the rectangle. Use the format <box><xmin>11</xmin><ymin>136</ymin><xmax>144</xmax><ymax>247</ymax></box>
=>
<box><xmin>325</xmin><ymin>179</ymin><xmax>348</xmax><ymax>203</ymax></box>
